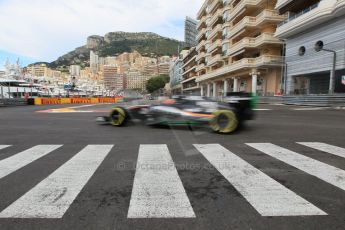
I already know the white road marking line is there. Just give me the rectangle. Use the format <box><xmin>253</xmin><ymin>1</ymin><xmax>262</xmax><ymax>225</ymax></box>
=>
<box><xmin>0</xmin><ymin>145</ymin><xmax>62</xmax><ymax>180</ymax></box>
<box><xmin>67</xmin><ymin>104</ymin><xmax>97</xmax><ymax>109</ymax></box>
<box><xmin>194</xmin><ymin>144</ymin><xmax>326</xmax><ymax>216</ymax></box>
<box><xmin>293</xmin><ymin>107</ymin><xmax>330</xmax><ymax>111</ymax></box>
<box><xmin>48</xmin><ymin>110</ymin><xmax>94</xmax><ymax>113</ymax></box>
<box><xmin>0</xmin><ymin>145</ymin><xmax>113</xmax><ymax>218</ymax></box>
<box><xmin>298</xmin><ymin>142</ymin><xmax>345</xmax><ymax>159</ymax></box>
<box><xmin>247</xmin><ymin>143</ymin><xmax>345</xmax><ymax>191</ymax></box>
<box><xmin>253</xmin><ymin>109</ymin><xmax>272</xmax><ymax>111</ymax></box>
<box><xmin>127</xmin><ymin>145</ymin><xmax>195</xmax><ymax>218</ymax></box>
<box><xmin>0</xmin><ymin>145</ymin><xmax>11</xmax><ymax>151</ymax></box>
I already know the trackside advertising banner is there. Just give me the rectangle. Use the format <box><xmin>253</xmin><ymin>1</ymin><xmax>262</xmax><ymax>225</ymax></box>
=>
<box><xmin>34</xmin><ymin>97</ymin><xmax>122</xmax><ymax>105</ymax></box>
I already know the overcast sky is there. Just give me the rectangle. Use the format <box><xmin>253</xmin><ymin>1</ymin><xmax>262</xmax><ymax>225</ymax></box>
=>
<box><xmin>0</xmin><ymin>0</ymin><xmax>202</xmax><ymax>67</ymax></box>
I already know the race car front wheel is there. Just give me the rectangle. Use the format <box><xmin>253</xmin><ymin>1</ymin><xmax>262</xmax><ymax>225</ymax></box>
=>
<box><xmin>210</xmin><ymin>110</ymin><xmax>238</xmax><ymax>134</ymax></box>
<box><xmin>109</xmin><ymin>107</ymin><xmax>128</xmax><ymax>126</ymax></box>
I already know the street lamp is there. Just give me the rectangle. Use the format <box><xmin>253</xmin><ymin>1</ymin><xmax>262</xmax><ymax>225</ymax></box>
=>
<box><xmin>315</xmin><ymin>41</ymin><xmax>337</xmax><ymax>94</ymax></box>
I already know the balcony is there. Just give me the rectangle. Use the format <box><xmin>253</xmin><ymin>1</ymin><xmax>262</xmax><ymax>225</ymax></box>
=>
<box><xmin>183</xmin><ymin>85</ymin><xmax>200</xmax><ymax>92</ymax></box>
<box><xmin>207</xmin><ymin>54</ymin><xmax>222</xmax><ymax>66</ymax></box>
<box><xmin>182</xmin><ymin>55</ymin><xmax>196</xmax><ymax>69</ymax></box>
<box><xmin>226</xmin><ymin>33</ymin><xmax>283</xmax><ymax>56</ymax></box>
<box><xmin>275</xmin><ymin>1</ymin><xmax>345</xmax><ymax>38</ymax></box>
<box><xmin>208</xmin><ymin>0</ymin><xmax>223</xmax><ymax>14</ymax></box>
<box><xmin>196</xmin><ymin>28</ymin><xmax>206</xmax><ymax>41</ymax></box>
<box><xmin>276</xmin><ymin>0</ymin><xmax>294</xmax><ymax>10</ymax></box>
<box><xmin>227</xmin><ymin>0</ymin><xmax>266</xmax><ymax>23</ymax></box>
<box><xmin>278</xmin><ymin>3</ymin><xmax>320</xmax><ymax>27</ymax></box>
<box><xmin>196</xmin><ymin>55</ymin><xmax>283</xmax><ymax>82</ymax></box>
<box><xmin>197</xmin><ymin>16</ymin><xmax>207</xmax><ymax>30</ymax></box>
<box><xmin>196</xmin><ymin>52</ymin><xmax>206</xmax><ymax>62</ymax></box>
<box><xmin>197</xmin><ymin>0</ymin><xmax>209</xmax><ymax>19</ymax></box>
<box><xmin>209</xmin><ymin>9</ymin><xmax>223</xmax><ymax>27</ymax></box>
<box><xmin>182</xmin><ymin>66</ymin><xmax>196</xmax><ymax>76</ymax></box>
<box><xmin>230</xmin><ymin>10</ymin><xmax>286</xmax><ymax>37</ymax></box>
<box><xmin>208</xmin><ymin>24</ymin><xmax>222</xmax><ymax>40</ymax></box>
<box><xmin>222</xmin><ymin>22</ymin><xmax>231</xmax><ymax>30</ymax></box>
<box><xmin>208</xmin><ymin>39</ymin><xmax>222</xmax><ymax>53</ymax></box>
<box><xmin>223</xmin><ymin>5</ymin><xmax>231</xmax><ymax>13</ymax></box>
<box><xmin>255</xmin><ymin>55</ymin><xmax>283</xmax><ymax>67</ymax></box>
<box><xmin>196</xmin><ymin>63</ymin><xmax>206</xmax><ymax>72</ymax></box>
<box><xmin>196</xmin><ymin>40</ymin><xmax>206</xmax><ymax>51</ymax></box>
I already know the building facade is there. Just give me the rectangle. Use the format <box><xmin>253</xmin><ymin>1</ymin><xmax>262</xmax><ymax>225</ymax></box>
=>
<box><xmin>27</xmin><ymin>64</ymin><xmax>49</xmax><ymax>77</ymax></box>
<box><xmin>114</xmin><ymin>73</ymin><xmax>126</xmax><ymax>92</ymax></box>
<box><xmin>185</xmin><ymin>16</ymin><xmax>198</xmax><ymax>48</ymax></box>
<box><xmin>181</xmin><ymin>47</ymin><xmax>200</xmax><ymax>95</ymax></box>
<box><xmin>103</xmin><ymin>65</ymin><xmax>118</xmax><ymax>90</ymax></box>
<box><xmin>69</xmin><ymin>65</ymin><xmax>81</xmax><ymax>77</ymax></box>
<box><xmin>169</xmin><ymin>57</ymin><xmax>183</xmax><ymax>95</ymax></box>
<box><xmin>275</xmin><ymin>0</ymin><xmax>345</xmax><ymax>95</ymax></box>
<box><xmin>196</xmin><ymin>0</ymin><xmax>286</xmax><ymax>98</ymax></box>
<box><xmin>90</xmin><ymin>51</ymin><xmax>99</xmax><ymax>74</ymax></box>
<box><xmin>126</xmin><ymin>71</ymin><xmax>151</xmax><ymax>91</ymax></box>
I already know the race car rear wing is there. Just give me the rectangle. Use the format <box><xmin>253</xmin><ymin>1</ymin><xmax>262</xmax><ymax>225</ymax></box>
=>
<box><xmin>224</xmin><ymin>92</ymin><xmax>256</xmax><ymax>120</ymax></box>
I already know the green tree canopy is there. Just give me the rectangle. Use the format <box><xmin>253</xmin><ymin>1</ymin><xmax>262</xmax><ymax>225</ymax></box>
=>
<box><xmin>146</xmin><ymin>75</ymin><xmax>170</xmax><ymax>93</ymax></box>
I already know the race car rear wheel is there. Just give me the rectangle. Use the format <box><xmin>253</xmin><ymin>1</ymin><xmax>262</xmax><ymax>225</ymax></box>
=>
<box><xmin>210</xmin><ymin>110</ymin><xmax>238</xmax><ymax>134</ymax></box>
<box><xmin>109</xmin><ymin>107</ymin><xmax>128</xmax><ymax>126</ymax></box>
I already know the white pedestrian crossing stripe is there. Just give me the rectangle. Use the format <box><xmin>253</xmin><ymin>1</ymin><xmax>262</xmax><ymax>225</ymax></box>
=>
<box><xmin>0</xmin><ymin>145</ymin><xmax>62</xmax><ymax>180</ymax></box>
<box><xmin>0</xmin><ymin>145</ymin><xmax>10</xmax><ymax>151</ymax></box>
<box><xmin>247</xmin><ymin>143</ymin><xmax>345</xmax><ymax>191</ymax></box>
<box><xmin>194</xmin><ymin>144</ymin><xmax>326</xmax><ymax>216</ymax></box>
<box><xmin>298</xmin><ymin>142</ymin><xmax>345</xmax><ymax>159</ymax></box>
<box><xmin>127</xmin><ymin>145</ymin><xmax>195</xmax><ymax>218</ymax></box>
<box><xmin>0</xmin><ymin>145</ymin><xmax>113</xmax><ymax>218</ymax></box>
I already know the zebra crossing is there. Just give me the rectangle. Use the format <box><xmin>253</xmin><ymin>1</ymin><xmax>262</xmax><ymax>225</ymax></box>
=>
<box><xmin>0</xmin><ymin>145</ymin><xmax>62</xmax><ymax>180</ymax></box>
<box><xmin>0</xmin><ymin>142</ymin><xmax>344</xmax><ymax>219</ymax></box>
<box><xmin>127</xmin><ymin>145</ymin><xmax>195</xmax><ymax>218</ymax></box>
<box><xmin>247</xmin><ymin>143</ymin><xmax>345</xmax><ymax>191</ymax></box>
<box><xmin>194</xmin><ymin>144</ymin><xmax>326</xmax><ymax>216</ymax></box>
<box><xmin>0</xmin><ymin>145</ymin><xmax>113</xmax><ymax>218</ymax></box>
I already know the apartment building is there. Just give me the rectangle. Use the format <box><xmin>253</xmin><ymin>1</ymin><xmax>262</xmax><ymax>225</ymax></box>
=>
<box><xmin>90</xmin><ymin>51</ymin><xmax>99</xmax><ymax>74</ymax></box>
<box><xmin>158</xmin><ymin>56</ymin><xmax>172</xmax><ymax>76</ymax></box>
<box><xmin>196</xmin><ymin>0</ymin><xmax>286</xmax><ymax>98</ymax></box>
<box><xmin>158</xmin><ymin>62</ymin><xmax>170</xmax><ymax>76</ymax></box>
<box><xmin>275</xmin><ymin>0</ymin><xmax>345</xmax><ymax>95</ymax></box>
<box><xmin>185</xmin><ymin>17</ymin><xmax>198</xmax><ymax>47</ymax></box>
<box><xmin>115</xmin><ymin>74</ymin><xmax>126</xmax><ymax>91</ymax></box>
<box><xmin>46</xmin><ymin>69</ymin><xmax>63</xmax><ymax>79</ymax></box>
<box><xmin>69</xmin><ymin>65</ymin><xmax>81</xmax><ymax>77</ymax></box>
<box><xmin>103</xmin><ymin>65</ymin><xmax>118</xmax><ymax>90</ymax></box>
<box><xmin>182</xmin><ymin>47</ymin><xmax>199</xmax><ymax>95</ymax></box>
<box><xmin>126</xmin><ymin>71</ymin><xmax>151</xmax><ymax>91</ymax></box>
<box><xmin>169</xmin><ymin>57</ymin><xmax>183</xmax><ymax>95</ymax></box>
<box><xmin>27</xmin><ymin>64</ymin><xmax>50</xmax><ymax>77</ymax></box>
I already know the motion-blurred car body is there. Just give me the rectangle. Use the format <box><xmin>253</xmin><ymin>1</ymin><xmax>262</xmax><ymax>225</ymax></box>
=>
<box><xmin>97</xmin><ymin>93</ymin><xmax>255</xmax><ymax>134</ymax></box>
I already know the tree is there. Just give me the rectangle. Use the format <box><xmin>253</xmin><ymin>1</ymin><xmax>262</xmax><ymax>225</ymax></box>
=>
<box><xmin>146</xmin><ymin>75</ymin><xmax>170</xmax><ymax>93</ymax></box>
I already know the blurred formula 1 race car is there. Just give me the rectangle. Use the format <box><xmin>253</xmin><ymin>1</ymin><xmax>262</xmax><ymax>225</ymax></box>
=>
<box><xmin>97</xmin><ymin>93</ymin><xmax>255</xmax><ymax>134</ymax></box>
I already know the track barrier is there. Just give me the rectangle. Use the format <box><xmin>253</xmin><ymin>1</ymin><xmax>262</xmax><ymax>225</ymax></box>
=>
<box><xmin>33</xmin><ymin>97</ymin><xmax>121</xmax><ymax>105</ymax></box>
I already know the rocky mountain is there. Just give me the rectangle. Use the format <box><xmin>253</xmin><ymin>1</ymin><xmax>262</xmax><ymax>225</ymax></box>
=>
<box><xmin>49</xmin><ymin>32</ymin><xmax>184</xmax><ymax>69</ymax></box>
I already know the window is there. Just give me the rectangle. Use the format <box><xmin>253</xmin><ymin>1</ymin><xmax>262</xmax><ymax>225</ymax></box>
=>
<box><xmin>299</xmin><ymin>46</ymin><xmax>306</xmax><ymax>56</ymax></box>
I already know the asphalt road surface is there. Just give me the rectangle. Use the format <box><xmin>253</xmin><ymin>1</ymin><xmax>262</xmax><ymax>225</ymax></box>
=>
<box><xmin>0</xmin><ymin>102</ymin><xmax>345</xmax><ymax>230</ymax></box>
